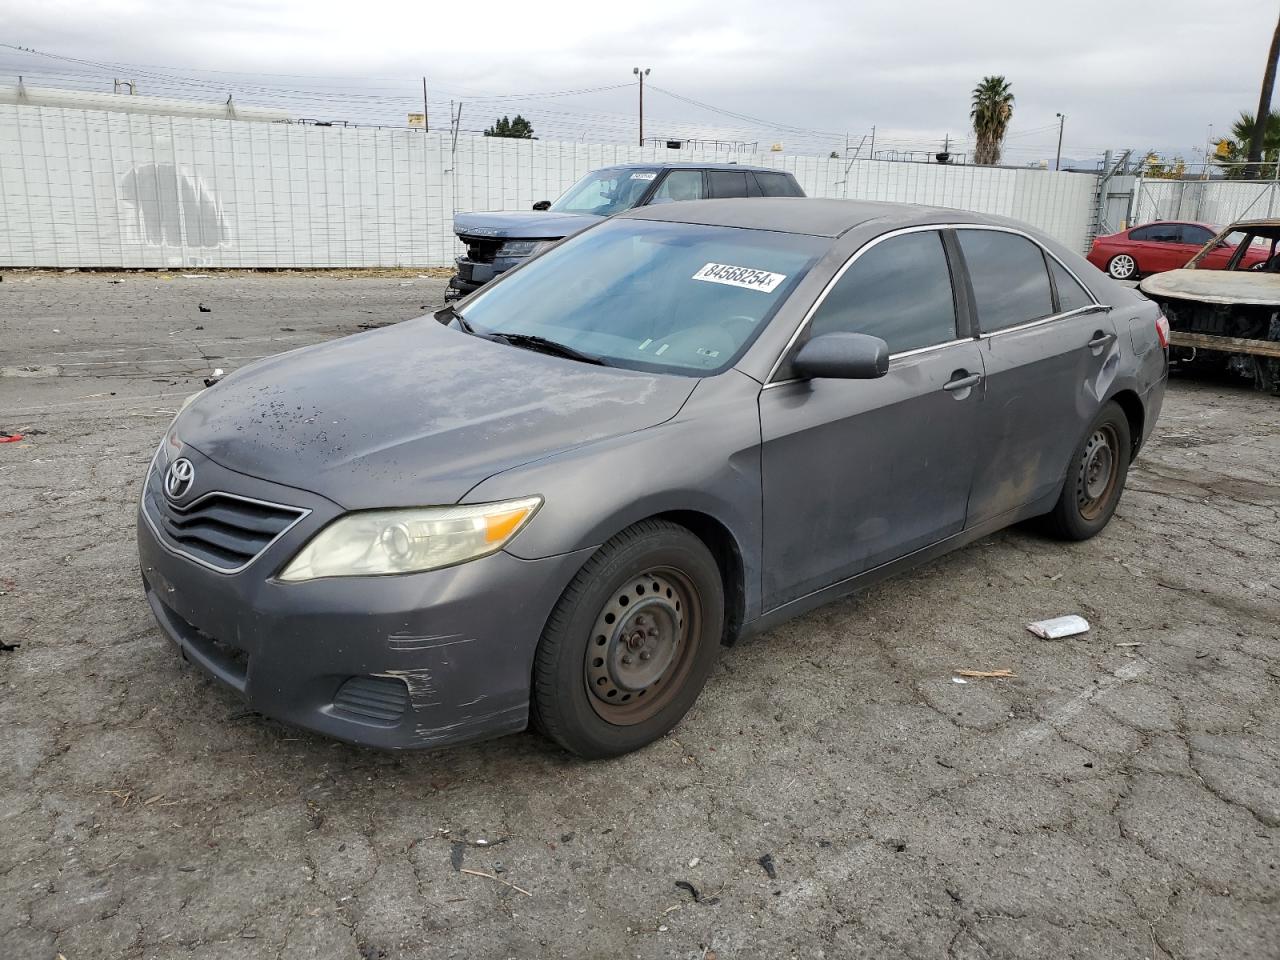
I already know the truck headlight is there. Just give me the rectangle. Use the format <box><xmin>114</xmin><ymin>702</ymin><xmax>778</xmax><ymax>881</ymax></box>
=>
<box><xmin>499</xmin><ymin>239</ymin><xmax>555</xmax><ymax>257</ymax></box>
<box><xmin>278</xmin><ymin>496</ymin><xmax>542</xmax><ymax>581</ymax></box>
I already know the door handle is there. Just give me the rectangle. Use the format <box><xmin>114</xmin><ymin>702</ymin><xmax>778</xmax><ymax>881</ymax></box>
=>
<box><xmin>1088</xmin><ymin>331</ymin><xmax>1116</xmax><ymax>351</ymax></box>
<box><xmin>943</xmin><ymin>372</ymin><xmax>982</xmax><ymax>392</ymax></box>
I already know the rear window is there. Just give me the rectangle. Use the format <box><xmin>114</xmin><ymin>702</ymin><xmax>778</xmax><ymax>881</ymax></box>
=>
<box><xmin>707</xmin><ymin>170</ymin><xmax>752</xmax><ymax>199</ymax></box>
<box><xmin>754</xmin><ymin>172</ymin><xmax>804</xmax><ymax>197</ymax></box>
<box><xmin>957</xmin><ymin>230</ymin><xmax>1054</xmax><ymax>332</ymax></box>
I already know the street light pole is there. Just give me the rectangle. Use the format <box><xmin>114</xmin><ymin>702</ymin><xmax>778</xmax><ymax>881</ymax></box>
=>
<box><xmin>633</xmin><ymin>66</ymin><xmax>650</xmax><ymax>147</ymax></box>
<box><xmin>1055</xmin><ymin>113</ymin><xmax>1066</xmax><ymax>171</ymax></box>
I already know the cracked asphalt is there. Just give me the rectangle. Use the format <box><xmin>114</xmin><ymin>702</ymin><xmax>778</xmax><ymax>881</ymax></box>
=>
<box><xmin>2</xmin><ymin>271</ymin><xmax>1278</xmax><ymax>960</ymax></box>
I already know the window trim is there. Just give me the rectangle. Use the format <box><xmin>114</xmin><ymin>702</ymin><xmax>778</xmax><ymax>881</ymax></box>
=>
<box><xmin>763</xmin><ymin>223</ymin><xmax>1102</xmax><ymax>386</ymax></box>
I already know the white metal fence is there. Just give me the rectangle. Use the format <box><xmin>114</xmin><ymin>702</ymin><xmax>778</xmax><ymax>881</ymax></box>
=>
<box><xmin>0</xmin><ymin>103</ymin><xmax>1102</xmax><ymax>269</ymax></box>
<box><xmin>1130</xmin><ymin>176</ymin><xmax>1280</xmax><ymax>228</ymax></box>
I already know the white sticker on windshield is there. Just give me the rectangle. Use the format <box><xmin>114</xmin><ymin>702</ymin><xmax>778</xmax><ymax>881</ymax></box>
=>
<box><xmin>630</xmin><ymin>172</ymin><xmax>658</xmax><ymax>181</ymax></box>
<box><xmin>691</xmin><ymin>262</ymin><xmax>787</xmax><ymax>293</ymax></box>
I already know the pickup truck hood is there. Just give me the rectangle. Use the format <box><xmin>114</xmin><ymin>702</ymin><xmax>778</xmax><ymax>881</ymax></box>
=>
<box><xmin>453</xmin><ymin>210</ymin><xmax>601</xmax><ymax>241</ymax></box>
<box><xmin>1140</xmin><ymin>269</ymin><xmax>1280</xmax><ymax>307</ymax></box>
<box><xmin>176</xmin><ymin>318</ymin><xmax>695</xmax><ymax>509</ymax></box>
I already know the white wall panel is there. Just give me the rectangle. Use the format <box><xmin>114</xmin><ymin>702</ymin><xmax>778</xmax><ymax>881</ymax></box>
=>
<box><xmin>0</xmin><ymin>103</ymin><xmax>1102</xmax><ymax>268</ymax></box>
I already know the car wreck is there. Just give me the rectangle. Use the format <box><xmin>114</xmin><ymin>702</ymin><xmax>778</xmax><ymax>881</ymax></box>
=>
<box><xmin>1139</xmin><ymin>218</ymin><xmax>1280</xmax><ymax>391</ymax></box>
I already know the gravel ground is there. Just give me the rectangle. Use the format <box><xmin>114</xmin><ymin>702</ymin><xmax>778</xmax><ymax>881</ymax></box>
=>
<box><xmin>2</xmin><ymin>271</ymin><xmax>1278</xmax><ymax>960</ymax></box>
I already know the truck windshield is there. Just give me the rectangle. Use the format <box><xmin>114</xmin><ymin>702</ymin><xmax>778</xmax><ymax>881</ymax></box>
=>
<box><xmin>550</xmin><ymin>168</ymin><xmax>660</xmax><ymax>216</ymax></box>
<box><xmin>459</xmin><ymin>218</ymin><xmax>827</xmax><ymax>376</ymax></box>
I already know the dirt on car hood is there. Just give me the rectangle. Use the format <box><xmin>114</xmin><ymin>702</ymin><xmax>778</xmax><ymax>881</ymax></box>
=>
<box><xmin>174</xmin><ymin>318</ymin><xmax>695</xmax><ymax>509</ymax></box>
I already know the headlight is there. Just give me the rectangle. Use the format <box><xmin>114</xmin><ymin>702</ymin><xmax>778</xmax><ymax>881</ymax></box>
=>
<box><xmin>278</xmin><ymin>496</ymin><xmax>542</xmax><ymax>581</ymax></box>
<box><xmin>499</xmin><ymin>239</ymin><xmax>555</xmax><ymax>257</ymax></box>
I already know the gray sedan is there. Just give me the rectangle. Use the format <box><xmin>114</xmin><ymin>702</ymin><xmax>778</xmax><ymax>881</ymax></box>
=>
<box><xmin>137</xmin><ymin>199</ymin><xmax>1168</xmax><ymax>758</ymax></box>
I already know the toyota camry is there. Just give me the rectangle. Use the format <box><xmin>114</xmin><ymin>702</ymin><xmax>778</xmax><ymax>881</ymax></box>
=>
<box><xmin>138</xmin><ymin>198</ymin><xmax>1168</xmax><ymax>758</ymax></box>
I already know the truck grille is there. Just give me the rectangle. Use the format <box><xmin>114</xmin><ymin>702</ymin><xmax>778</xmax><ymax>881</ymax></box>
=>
<box><xmin>460</xmin><ymin>235</ymin><xmax>503</xmax><ymax>263</ymax></box>
<box><xmin>143</xmin><ymin>465</ymin><xmax>308</xmax><ymax>573</ymax></box>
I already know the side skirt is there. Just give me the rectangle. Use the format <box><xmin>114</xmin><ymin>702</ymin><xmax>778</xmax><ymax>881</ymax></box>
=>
<box><xmin>738</xmin><ymin>492</ymin><xmax>1057</xmax><ymax>642</ymax></box>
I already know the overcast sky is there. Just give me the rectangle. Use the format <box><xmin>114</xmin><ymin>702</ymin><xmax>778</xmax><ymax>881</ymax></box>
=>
<box><xmin>4</xmin><ymin>0</ymin><xmax>1275</xmax><ymax>165</ymax></box>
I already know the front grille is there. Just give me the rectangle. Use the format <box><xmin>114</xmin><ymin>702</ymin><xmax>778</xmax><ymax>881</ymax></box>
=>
<box><xmin>143</xmin><ymin>465</ymin><xmax>308</xmax><ymax>573</ymax></box>
<box><xmin>460</xmin><ymin>235</ymin><xmax>502</xmax><ymax>263</ymax></box>
<box><xmin>333</xmin><ymin>676</ymin><xmax>410</xmax><ymax>723</ymax></box>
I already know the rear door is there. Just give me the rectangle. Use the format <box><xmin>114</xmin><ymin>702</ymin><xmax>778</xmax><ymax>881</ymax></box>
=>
<box><xmin>955</xmin><ymin>228</ymin><xmax>1117</xmax><ymax>527</ymax></box>
<box><xmin>759</xmin><ymin>229</ymin><xmax>983</xmax><ymax>608</ymax></box>
<box><xmin>1132</xmin><ymin>223</ymin><xmax>1183</xmax><ymax>273</ymax></box>
<box><xmin>1169</xmin><ymin>223</ymin><xmax>1214</xmax><ymax>270</ymax></box>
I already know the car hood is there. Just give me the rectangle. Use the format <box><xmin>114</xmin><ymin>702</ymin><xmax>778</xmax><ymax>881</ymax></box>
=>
<box><xmin>452</xmin><ymin>210</ymin><xmax>601</xmax><ymax>241</ymax></box>
<box><xmin>1139</xmin><ymin>269</ymin><xmax>1280</xmax><ymax>306</ymax></box>
<box><xmin>176</xmin><ymin>318</ymin><xmax>696</xmax><ymax>509</ymax></box>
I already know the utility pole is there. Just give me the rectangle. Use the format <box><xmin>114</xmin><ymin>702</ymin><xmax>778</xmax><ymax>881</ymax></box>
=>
<box><xmin>1055</xmin><ymin>113</ymin><xmax>1066</xmax><ymax>171</ymax></box>
<box><xmin>422</xmin><ymin>77</ymin><xmax>429</xmax><ymax>133</ymax></box>
<box><xmin>1203</xmin><ymin>122</ymin><xmax>1213</xmax><ymax>180</ymax></box>
<box><xmin>1248</xmin><ymin>10</ymin><xmax>1280</xmax><ymax>177</ymax></box>
<box><xmin>633</xmin><ymin>67</ymin><xmax>650</xmax><ymax>147</ymax></box>
<box><xmin>869</xmin><ymin>125</ymin><xmax>876</xmax><ymax>160</ymax></box>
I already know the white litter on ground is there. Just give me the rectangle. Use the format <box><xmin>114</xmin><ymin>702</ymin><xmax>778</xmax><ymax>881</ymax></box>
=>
<box><xmin>1027</xmin><ymin>615</ymin><xmax>1090</xmax><ymax>639</ymax></box>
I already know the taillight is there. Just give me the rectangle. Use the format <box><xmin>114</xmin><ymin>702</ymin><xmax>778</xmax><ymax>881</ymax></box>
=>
<box><xmin>1155</xmin><ymin>313</ymin><xmax>1170</xmax><ymax>349</ymax></box>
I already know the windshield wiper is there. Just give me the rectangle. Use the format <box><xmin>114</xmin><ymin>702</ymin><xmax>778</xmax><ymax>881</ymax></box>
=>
<box><xmin>435</xmin><ymin>304</ymin><xmax>477</xmax><ymax>334</ymax></box>
<box><xmin>490</xmin><ymin>333</ymin><xmax>610</xmax><ymax>366</ymax></box>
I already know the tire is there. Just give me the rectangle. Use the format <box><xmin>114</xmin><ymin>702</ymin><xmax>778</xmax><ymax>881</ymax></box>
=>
<box><xmin>1042</xmin><ymin>402</ymin><xmax>1132</xmax><ymax>541</ymax></box>
<box><xmin>531</xmin><ymin>520</ymin><xmax>724</xmax><ymax>759</ymax></box>
<box><xmin>1107</xmin><ymin>253</ymin><xmax>1138</xmax><ymax>280</ymax></box>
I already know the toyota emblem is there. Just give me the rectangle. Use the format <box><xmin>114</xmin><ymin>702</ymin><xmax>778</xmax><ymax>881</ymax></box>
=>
<box><xmin>164</xmin><ymin>458</ymin><xmax>195</xmax><ymax>500</ymax></box>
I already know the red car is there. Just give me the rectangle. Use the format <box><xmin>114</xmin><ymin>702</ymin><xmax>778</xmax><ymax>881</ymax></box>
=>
<box><xmin>1087</xmin><ymin>221</ymin><xmax>1268</xmax><ymax>280</ymax></box>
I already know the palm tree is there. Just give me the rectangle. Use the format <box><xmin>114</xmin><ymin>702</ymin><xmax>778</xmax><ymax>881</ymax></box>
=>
<box><xmin>971</xmin><ymin>77</ymin><xmax>1015</xmax><ymax>166</ymax></box>
<box><xmin>1215</xmin><ymin>111</ymin><xmax>1280</xmax><ymax>178</ymax></box>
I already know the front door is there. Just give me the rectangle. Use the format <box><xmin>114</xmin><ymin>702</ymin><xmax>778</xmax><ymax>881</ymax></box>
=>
<box><xmin>954</xmin><ymin>228</ymin><xmax>1119</xmax><ymax>526</ymax></box>
<box><xmin>759</xmin><ymin>229</ymin><xmax>983</xmax><ymax>610</ymax></box>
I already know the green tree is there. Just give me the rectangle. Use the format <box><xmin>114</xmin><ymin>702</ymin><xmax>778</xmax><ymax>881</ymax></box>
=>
<box><xmin>484</xmin><ymin>114</ymin><xmax>535</xmax><ymax>139</ymax></box>
<box><xmin>970</xmin><ymin>76</ymin><xmax>1014</xmax><ymax>166</ymax></box>
<box><xmin>1213</xmin><ymin>110</ymin><xmax>1280</xmax><ymax>178</ymax></box>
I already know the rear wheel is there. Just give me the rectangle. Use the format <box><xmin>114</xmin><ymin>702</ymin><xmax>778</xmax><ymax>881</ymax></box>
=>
<box><xmin>1107</xmin><ymin>253</ymin><xmax>1138</xmax><ymax>280</ymax></box>
<box><xmin>531</xmin><ymin>520</ymin><xmax>723</xmax><ymax>759</ymax></box>
<box><xmin>1042</xmin><ymin>402</ymin><xmax>1132</xmax><ymax>540</ymax></box>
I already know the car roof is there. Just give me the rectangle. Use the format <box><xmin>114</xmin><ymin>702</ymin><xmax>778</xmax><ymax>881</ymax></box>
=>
<box><xmin>620</xmin><ymin>197</ymin><xmax>1016</xmax><ymax>238</ymax></box>
<box><xmin>600</xmin><ymin>161</ymin><xmax>795</xmax><ymax>174</ymax></box>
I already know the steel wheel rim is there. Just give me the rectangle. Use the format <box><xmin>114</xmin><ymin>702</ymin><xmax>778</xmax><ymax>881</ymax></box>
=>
<box><xmin>1110</xmin><ymin>255</ymin><xmax>1135</xmax><ymax>278</ymax></box>
<box><xmin>584</xmin><ymin>567</ymin><xmax>701</xmax><ymax>725</ymax></box>
<box><xmin>1076</xmin><ymin>424</ymin><xmax>1120</xmax><ymax>521</ymax></box>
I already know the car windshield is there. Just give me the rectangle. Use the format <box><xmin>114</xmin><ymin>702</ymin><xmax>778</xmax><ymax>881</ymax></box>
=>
<box><xmin>550</xmin><ymin>168</ymin><xmax>661</xmax><ymax>216</ymax></box>
<box><xmin>458</xmin><ymin>218</ymin><xmax>827</xmax><ymax>375</ymax></box>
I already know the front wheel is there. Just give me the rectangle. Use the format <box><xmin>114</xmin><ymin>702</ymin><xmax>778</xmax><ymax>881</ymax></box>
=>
<box><xmin>1042</xmin><ymin>402</ymin><xmax>1132</xmax><ymax>541</ymax></box>
<box><xmin>531</xmin><ymin>520</ymin><xmax>724</xmax><ymax>759</ymax></box>
<box><xmin>1107</xmin><ymin>253</ymin><xmax>1138</xmax><ymax>280</ymax></box>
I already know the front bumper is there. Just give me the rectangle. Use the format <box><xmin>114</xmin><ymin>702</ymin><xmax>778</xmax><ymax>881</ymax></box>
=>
<box><xmin>445</xmin><ymin>253</ymin><xmax>527</xmax><ymax>300</ymax></box>
<box><xmin>137</xmin><ymin>448</ymin><xmax>593</xmax><ymax>750</ymax></box>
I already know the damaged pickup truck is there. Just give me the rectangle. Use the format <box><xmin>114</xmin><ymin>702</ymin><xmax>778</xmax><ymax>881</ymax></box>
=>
<box><xmin>1139</xmin><ymin>218</ymin><xmax>1280</xmax><ymax>391</ymax></box>
<box><xmin>446</xmin><ymin>162</ymin><xmax>805</xmax><ymax>300</ymax></box>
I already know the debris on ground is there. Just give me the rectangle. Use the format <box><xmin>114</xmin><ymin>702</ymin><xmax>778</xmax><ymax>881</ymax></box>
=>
<box><xmin>757</xmin><ymin>853</ymin><xmax>778</xmax><ymax>879</ymax></box>
<box><xmin>183</xmin><ymin>274</ymin><xmax>211</xmax><ymax>279</ymax></box>
<box><xmin>1027</xmin><ymin>615</ymin><xmax>1090</xmax><ymax>639</ymax></box>
<box><xmin>203</xmin><ymin>368</ymin><xmax>225</xmax><ymax>388</ymax></box>
<box><xmin>954</xmin><ymin>669</ymin><xmax>1017</xmax><ymax>679</ymax></box>
<box><xmin>675</xmin><ymin>880</ymin><xmax>722</xmax><ymax>905</ymax></box>
<box><xmin>198</xmin><ymin>303</ymin><xmax>212</xmax><ymax>312</ymax></box>
<box><xmin>0</xmin><ymin>641</ymin><xmax>21</xmax><ymax>653</ymax></box>
<box><xmin>460</xmin><ymin>868</ymin><xmax>532</xmax><ymax>897</ymax></box>
<box><xmin>0</xmin><ymin>433</ymin><xmax>24</xmax><ymax>443</ymax></box>
<box><xmin>449</xmin><ymin>841</ymin><xmax>464</xmax><ymax>872</ymax></box>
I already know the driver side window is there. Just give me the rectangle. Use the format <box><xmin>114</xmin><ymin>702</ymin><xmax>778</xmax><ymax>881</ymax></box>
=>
<box><xmin>650</xmin><ymin>170</ymin><xmax>705</xmax><ymax>204</ymax></box>
<box><xmin>806</xmin><ymin>231</ymin><xmax>958</xmax><ymax>354</ymax></box>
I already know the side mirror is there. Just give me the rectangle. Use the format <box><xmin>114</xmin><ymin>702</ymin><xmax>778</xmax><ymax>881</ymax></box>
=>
<box><xmin>792</xmin><ymin>332</ymin><xmax>890</xmax><ymax>380</ymax></box>
<box><xmin>532</xmin><ymin>200</ymin><xmax>551</xmax><ymax>211</ymax></box>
